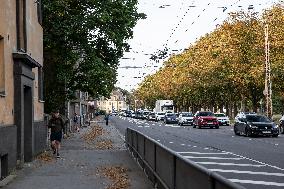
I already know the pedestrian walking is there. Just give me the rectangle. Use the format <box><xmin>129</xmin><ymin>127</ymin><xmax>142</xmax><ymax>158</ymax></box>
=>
<box><xmin>73</xmin><ymin>113</ymin><xmax>80</xmax><ymax>132</ymax></box>
<box><xmin>105</xmin><ymin>111</ymin><xmax>110</xmax><ymax>125</ymax></box>
<box><xmin>48</xmin><ymin>110</ymin><xmax>66</xmax><ymax>158</ymax></box>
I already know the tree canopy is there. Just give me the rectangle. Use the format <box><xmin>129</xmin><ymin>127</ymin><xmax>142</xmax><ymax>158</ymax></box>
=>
<box><xmin>43</xmin><ymin>0</ymin><xmax>146</xmax><ymax>113</ymax></box>
<box><xmin>135</xmin><ymin>5</ymin><xmax>284</xmax><ymax>116</ymax></box>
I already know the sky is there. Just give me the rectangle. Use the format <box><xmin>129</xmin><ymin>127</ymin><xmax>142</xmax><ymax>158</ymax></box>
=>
<box><xmin>115</xmin><ymin>0</ymin><xmax>278</xmax><ymax>92</ymax></box>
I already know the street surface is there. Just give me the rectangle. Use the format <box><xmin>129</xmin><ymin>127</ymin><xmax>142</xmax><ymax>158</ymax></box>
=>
<box><xmin>111</xmin><ymin>116</ymin><xmax>284</xmax><ymax>189</ymax></box>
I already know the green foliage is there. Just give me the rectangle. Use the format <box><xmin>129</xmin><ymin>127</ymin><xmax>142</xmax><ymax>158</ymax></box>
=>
<box><xmin>43</xmin><ymin>0</ymin><xmax>145</xmax><ymax>113</ymax></box>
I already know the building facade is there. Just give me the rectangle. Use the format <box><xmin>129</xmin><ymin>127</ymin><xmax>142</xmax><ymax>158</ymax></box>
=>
<box><xmin>0</xmin><ymin>0</ymin><xmax>45</xmax><ymax>178</ymax></box>
<box><xmin>97</xmin><ymin>90</ymin><xmax>127</xmax><ymax>112</ymax></box>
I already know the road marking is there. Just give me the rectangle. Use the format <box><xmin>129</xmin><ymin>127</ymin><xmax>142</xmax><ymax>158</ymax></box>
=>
<box><xmin>169</xmin><ymin>142</ymin><xmax>174</xmax><ymax>144</ymax></box>
<box><xmin>210</xmin><ymin>169</ymin><xmax>284</xmax><ymax>177</ymax></box>
<box><xmin>138</xmin><ymin>126</ymin><xmax>143</xmax><ymax>128</ymax></box>
<box><xmin>225</xmin><ymin>151</ymin><xmax>284</xmax><ymax>171</ymax></box>
<box><xmin>185</xmin><ymin>156</ymin><xmax>243</xmax><ymax>160</ymax></box>
<box><xmin>145</xmin><ymin>126</ymin><xmax>150</xmax><ymax>128</ymax></box>
<box><xmin>178</xmin><ymin>152</ymin><xmax>229</xmax><ymax>155</ymax></box>
<box><xmin>229</xmin><ymin>179</ymin><xmax>284</xmax><ymax>187</ymax></box>
<box><xmin>157</xmin><ymin>140</ymin><xmax>160</xmax><ymax>142</ymax></box>
<box><xmin>181</xmin><ymin>144</ymin><xmax>185</xmax><ymax>146</ymax></box>
<box><xmin>152</xmin><ymin>124</ymin><xmax>155</xmax><ymax>126</ymax></box>
<box><xmin>196</xmin><ymin>162</ymin><xmax>265</xmax><ymax>167</ymax></box>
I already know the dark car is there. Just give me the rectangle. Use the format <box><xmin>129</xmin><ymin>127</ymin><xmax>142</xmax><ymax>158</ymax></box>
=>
<box><xmin>147</xmin><ymin>112</ymin><xmax>156</xmax><ymax>121</ymax></box>
<box><xmin>234</xmin><ymin>114</ymin><xmax>279</xmax><ymax>137</ymax></box>
<box><xmin>164</xmin><ymin>113</ymin><xmax>178</xmax><ymax>124</ymax></box>
<box><xmin>193</xmin><ymin>111</ymin><xmax>219</xmax><ymax>129</ymax></box>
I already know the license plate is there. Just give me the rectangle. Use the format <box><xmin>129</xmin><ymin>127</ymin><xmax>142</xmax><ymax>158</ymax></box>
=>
<box><xmin>262</xmin><ymin>131</ymin><xmax>271</xmax><ymax>134</ymax></box>
<box><xmin>207</xmin><ymin>122</ymin><xmax>213</xmax><ymax>124</ymax></box>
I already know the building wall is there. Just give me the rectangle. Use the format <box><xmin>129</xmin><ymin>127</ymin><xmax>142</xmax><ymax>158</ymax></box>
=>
<box><xmin>0</xmin><ymin>0</ymin><xmax>45</xmax><ymax>176</ymax></box>
<box><xmin>97</xmin><ymin>90</ymin><xmax>127</xmax><ymax>112</ymax></box>
<box><xmin>0</xmin><ymin>0</ymin><xmax>17</xmax><ymax>126</ymax></box>
<box><xmin>26</xmin><ymin>0</ymin><xmax>44</xmax><ymax>121</ymax></box>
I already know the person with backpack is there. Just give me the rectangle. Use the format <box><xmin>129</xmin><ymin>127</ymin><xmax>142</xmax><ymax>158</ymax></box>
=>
<box><xmin>48</xmin><ymin>110</ymin><xmax>66</xmax><ymax>158</ymax></box>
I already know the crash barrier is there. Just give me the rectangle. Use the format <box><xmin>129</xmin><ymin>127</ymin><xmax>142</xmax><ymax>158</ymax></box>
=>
<box><xmin>125</xmin><ymin>128</ymin><xmax>246</xmax><ymax>189</ymax></box>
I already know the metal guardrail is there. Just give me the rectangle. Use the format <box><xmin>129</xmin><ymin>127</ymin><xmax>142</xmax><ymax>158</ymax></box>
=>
<box><xmin>125</xmin><ymin>128</ymin><xmax>246</xmax><ymax>189</ymax></box>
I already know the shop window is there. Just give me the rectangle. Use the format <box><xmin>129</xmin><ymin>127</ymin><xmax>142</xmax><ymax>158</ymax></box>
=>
<box><xmin>0</xmin><ymin>36</ymin><xmax>4</xmax><ymax>95</ymax></box>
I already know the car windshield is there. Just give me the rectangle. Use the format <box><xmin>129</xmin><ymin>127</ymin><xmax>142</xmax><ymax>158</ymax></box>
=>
<box><xmin>182</xmin><ymin>113</ymin><xmax>193</xmax><ymax>117</ymax></box>
<box><xmin>246</xmin><ymin>115</ymin><xmax>271</xmax><ymax>123</ymax></box>
<box><xmin>166</xmin><ymin>113</ymin><xmax>175</xmax><ymax>117</ymax></box>
<box><xmin>143</xmin><ymin>112</ymin><xmax>150</xmax><ymax>115</ymax></box>
<box><xmin>198</xmin><ymin>112</ymin><xmax>214</xmax><ymax>116</ymax></box>
<box><xmin>157</xmin><ymin>113</ymin><xmax>165</xmax><ymax>115</ymax></box>
<box><xmin>149</xmin><ymin>113</ymin><xmax>155</xmax><ymax>116</ymax></box>
<box><xmin>215</xmin><ymin>113</ymin><xmax>226</xmax><ymax>117</ymax></box>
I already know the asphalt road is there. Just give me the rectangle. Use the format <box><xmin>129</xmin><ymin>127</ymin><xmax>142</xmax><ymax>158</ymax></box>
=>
<box><xmin>110</xmin><ymin>116</ymin><xmax>284</xmax><ymax>189</ymax></box>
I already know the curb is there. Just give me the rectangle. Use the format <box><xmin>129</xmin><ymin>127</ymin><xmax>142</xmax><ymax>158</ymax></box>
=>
<box><xmin>0</xmin><ymin>175</ymin><xmax>17</xmax><ymax>188</ymax></box>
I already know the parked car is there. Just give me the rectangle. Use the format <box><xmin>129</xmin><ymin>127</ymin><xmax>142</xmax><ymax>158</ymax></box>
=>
<box><xmin>155</xmin><ymin>112</ymin><xmax>165</xmax><ymax>121</ymax></box>
<box><xmin>280</xmin><ymin>115</ymin><xmax>284</xmax><ymax>134</ymax></box>
<box><xmin>131</xmin><ymin>112</ymin><xmax>136</xmax><ymax>118</ymax></box>
<box><xmin>178</xmin><ymin>112</ymin><xmax>194</xmax><ymax>126</ymax></box>
<box><xmin>142</xmin><ymin>111</ymin><xmax>150</xmax><ymax>120</ymax></box>
<box><xmin>234</xmin><ymin>114</ymin><xmax>279</xmax><ymax>137</ymax></box>
<box><xmin>164</xmin><ymin>113</ymin><xmax>178</xmax><ymax>124</ymax></box>
<box><xmin>214</xmin><ymin>113</ymin><xmax>230</xmax><ymax>126</ymax></box>
<box><xmin>193</xmin><ymin>111</ymin><xmax>219</xmax><ymax>129</ymax></box>
<box><xmin>147</xmin><ymin>112</ymin><xmax>156</xmax><ymax>121</ymax></box>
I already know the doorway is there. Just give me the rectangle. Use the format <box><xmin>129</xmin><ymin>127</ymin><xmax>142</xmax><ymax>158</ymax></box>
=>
<box><xmin>24</xmin><ymin>86</ymin><xmax>33</xmax><ymax>162</ymax></box>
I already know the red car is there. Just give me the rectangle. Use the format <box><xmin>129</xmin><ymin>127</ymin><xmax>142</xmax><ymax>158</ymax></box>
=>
<box><xmin>193</xmin><ymin>111</ymin><xmax>219</xmax><ymax>129</ymax></box>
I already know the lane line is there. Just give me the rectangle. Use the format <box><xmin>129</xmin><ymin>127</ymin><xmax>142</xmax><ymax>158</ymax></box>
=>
<box><xmin>229</xmin><ymin>179</ymin><xmax>284</xmax><ymax>187</ymax></box>
<box><xmin>185</xmin><ymin>156</ymin><xmax>243</xmax><ymax>160</ymax></box>
<box><xmin>210</xmin><ymin>169</ymin><xmax>284</xmax><ymax>177</ymax></box>
<box><xmin>178</xmin><ymin>152</ymin><xmax>229</xmax><ymax>155</ymax></box>
<box><xmin>196</xmin><ymin>162</ymin><xmax>265</xmax><ymax>167</ymax></box>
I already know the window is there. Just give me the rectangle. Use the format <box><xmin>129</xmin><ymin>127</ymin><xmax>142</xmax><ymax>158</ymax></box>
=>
<box><xmin>109</xmin><ymin>102</ymin><xmax>111</xmax><ymax>105</ymax></box>
<box><xmin>119</xmin><ymin>102</ymin><xmax>122</xmax><ymax>104</ymax></box>
<box><xmin>36</xmin><ymin>0</ymin><xmax>42</xmax><ymax>25</ymax></box>
<box><xmin>38</xmin><ymin>67</ymin><xmax>43</xmax><ymax>101</ymax></box>
<box><xmin>0</xmin><ymin>36</ymin><xmax>4</xmax><ymax>95</ymax></box>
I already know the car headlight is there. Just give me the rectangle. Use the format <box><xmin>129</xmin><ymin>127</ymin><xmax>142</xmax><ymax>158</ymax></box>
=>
<box><xmin>273</xmin><ymin>124</ymin><xmax>279</xmax><ymax>129</ymax></box>
<box><xmin>250</xmin><ymin>125</ymin><xmax>258</xmax><ymax>129</ymax></box>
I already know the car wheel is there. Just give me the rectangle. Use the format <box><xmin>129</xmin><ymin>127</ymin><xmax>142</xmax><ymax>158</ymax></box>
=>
<box><xmin>215</xmin><ymin>126</ymin><xmax>219</xmax><ymax>129</ymax></box>
<box><xmin>245</xmin><ymin>127</ymin><xmax>252</xmax><ymax>137</ymax></box>
<box><xmin>198</xmin><ymin>125</ymin><xmax>201</xmax><ymax>129</ymax></box>
<box><xmin>193</xmin><ymin>124</ymin><xmax>196</xmax><ymax>128</ymax></box>
<box><xmin>180</xmin><ymin>123</ymin><xmax>183</xmax><ymax>126</ymax></box>
<box><xmin>234</xmin><ymin>127</ymin><xmax>240</xmax><ymax>135</ymax></box>
<box><xmin>272</xmin><ymin>134</ymin><xmax>278</xmax><ymax>137</ymax></box>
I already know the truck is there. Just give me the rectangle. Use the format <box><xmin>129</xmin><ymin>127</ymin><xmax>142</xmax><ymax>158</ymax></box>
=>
<box><xmin>155</xmin><ymin>100</ymin><xmax>174</xmax><ymax>113</ymax></box>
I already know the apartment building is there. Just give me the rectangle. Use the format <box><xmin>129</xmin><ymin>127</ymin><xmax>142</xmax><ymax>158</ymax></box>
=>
<box><xmin>97</xmin><ymin>90</ymin><xmax>127</xmax><ymax>112</ymax></box>
<box><xmin>0</xmin><ymin>0</ymin><xmax>45</xmax><ymax>178</ymax></box>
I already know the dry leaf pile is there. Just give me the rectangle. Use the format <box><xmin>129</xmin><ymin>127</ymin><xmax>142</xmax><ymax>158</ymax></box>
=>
<box><xmin>95</xmin><ymin>139</ymin><xmax>113</xmax><ymax>150</ymax></box>
<box><xmin>36</xmin><ymin>152</ymin><xmax>54</xmax><ymax>163</ymax></box>
<box><xmin>82</xmin><ymin>125</ymin><xmax>104</xmax><ymax>144</ymax></box>
<box><xmin>99</xmin><ymin>166</ymin><xmax>130</xmax><ymax>189</ymax></box>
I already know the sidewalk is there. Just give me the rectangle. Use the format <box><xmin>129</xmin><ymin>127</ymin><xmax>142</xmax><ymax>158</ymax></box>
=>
<box><xmin>3</xmin><ymin>117</ymin><xmax>153</xmax><ymax>189</ymax></box>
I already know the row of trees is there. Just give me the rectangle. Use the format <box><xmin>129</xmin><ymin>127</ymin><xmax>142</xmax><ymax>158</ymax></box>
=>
<box><xmin>135</xmin><ymin>5</ymin><xmax>284</xmax><ymax>117</ymax></box>
<box><xmin>42</xmin><ymin>0</ymin><xmax>145</xmax><ymax>113</ymax></box>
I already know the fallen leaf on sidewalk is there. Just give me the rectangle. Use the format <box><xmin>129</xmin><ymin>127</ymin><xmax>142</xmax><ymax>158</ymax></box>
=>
<box><xmin>82</xmin><ymin>125</ymin><xmax>104</xmax><ymax>144</ymax></box>
<box><xmin>95</xmin><ymin>139</ymin><xmax>113</xmax><ymax>150</ymax></box>
<box><xmin>98</xmin><ymin>166</ymin><xmax>130</xmax><ymax>189</ymax></box>
<box><xmin>36</xmin><ymin>152</ymin><xmax>54</xmax><ymax>163</ymax></box>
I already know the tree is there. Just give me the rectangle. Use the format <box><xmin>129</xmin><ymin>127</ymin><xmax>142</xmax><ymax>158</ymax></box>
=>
<box><xmin>43</xmin><ymin>0</ymin><xmax>146</xmax><ymax>113</ymax></box>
